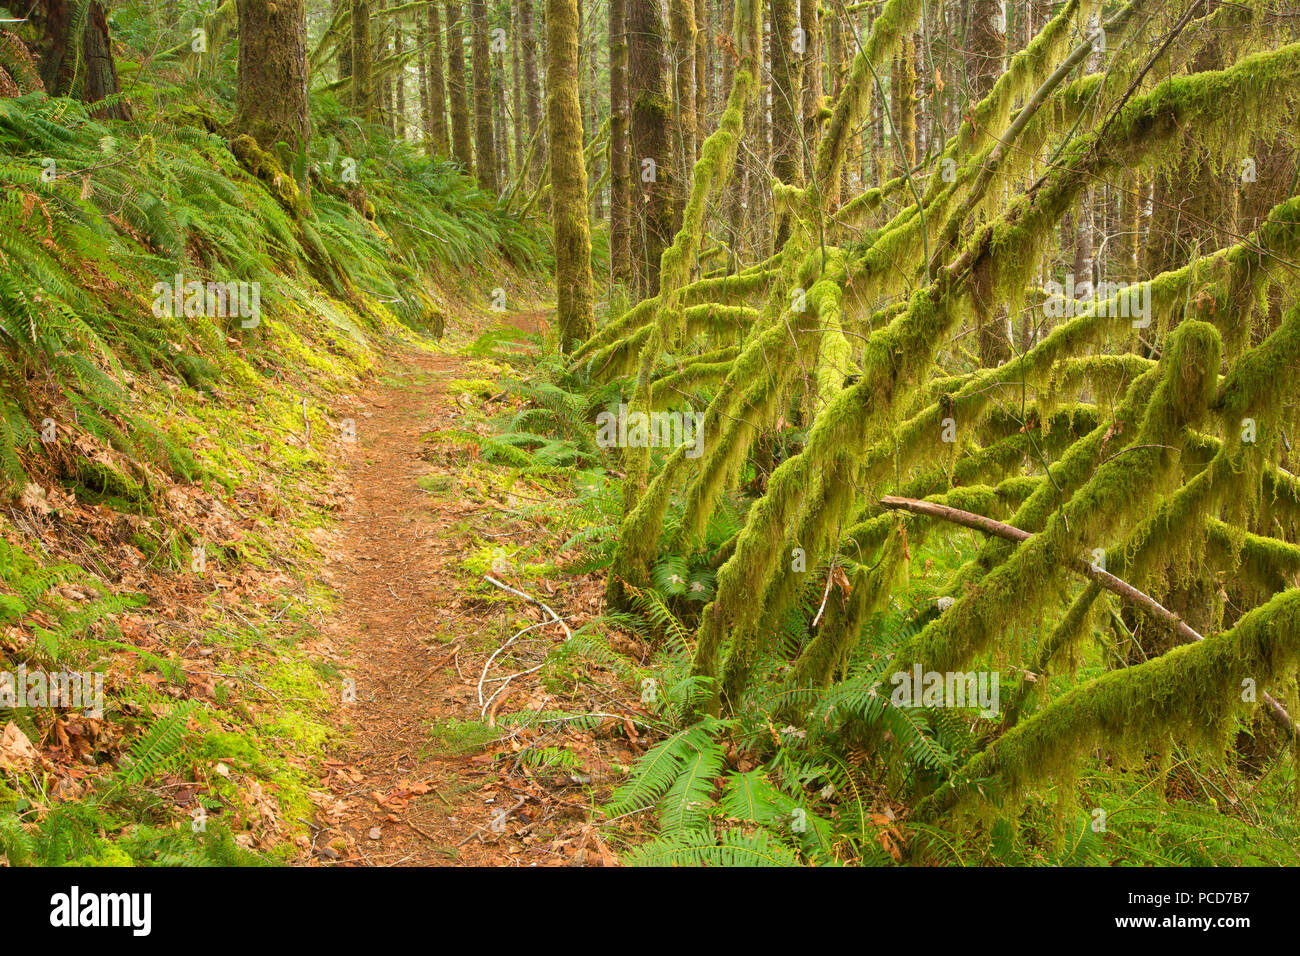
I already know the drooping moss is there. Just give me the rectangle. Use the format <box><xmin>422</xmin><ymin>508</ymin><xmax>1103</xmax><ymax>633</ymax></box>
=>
<box><xmin>920</xmin><ymin>588</ymin><xmax>1300</xmax><ymax>818</ymax></box>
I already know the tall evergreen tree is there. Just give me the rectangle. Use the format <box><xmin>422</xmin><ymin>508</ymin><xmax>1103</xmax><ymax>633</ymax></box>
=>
<box><xmin>31</xmin><ymin>0</ymin><xmax>129</xmax><ymax>119</ymax></box>
<box><xmin>628</xmin><ymin>0</ymin><xmax>672</xmax><ymax>295</ymax></box>
<box><xmin>470</xmin><ymin>0</ymin><xmax>498</xmax><ymax>192</ymax></box>
<box><xmin>609</xmin><ymin>0</ymin><xmax>632</xmax><ymax>283</ymax></box>
<box><xmin>235</xmin><ymin>0</ymin><xmax>310</xmax><ymax>164</ymax></box>
<box><xmin>520</xmin><ymin>0</ymin><xmax>545</xmax><ymax>184</ymax></box>
<box><xmin>350</xmin><ymin>0</ymin><xmax>374</xmax><ymax>120</ymax></box>
<box><xmin>427</xmin><ymin>1</ymin><xmax>451</xmax><ymax>156</ymax></box>
<box><xmin>445</xmin><ymin>1</ymin><xmax>475</xmax><ymax>173</ymax></box>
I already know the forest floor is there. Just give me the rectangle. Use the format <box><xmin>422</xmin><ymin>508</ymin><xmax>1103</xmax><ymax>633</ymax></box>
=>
<box><xmin>296</xmin><ymin>314</ymin><xmax>627</xmax><ymax>867</ymax></box>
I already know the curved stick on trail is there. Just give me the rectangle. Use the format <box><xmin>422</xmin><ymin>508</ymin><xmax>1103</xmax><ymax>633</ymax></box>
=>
<box><xmin>478</xmin><ymin>575</ymin><xmax>573</xmax><ymax>723</ymax></box>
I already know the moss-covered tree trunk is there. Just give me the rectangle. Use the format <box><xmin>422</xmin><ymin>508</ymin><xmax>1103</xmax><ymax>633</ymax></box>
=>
<box><xmin>609</xmin><ymin>0</ymin><xmax>633</xmax><ymax>283</ymax></box>
<box><xmin>445</xmin><ymin>2</ymin><xmax>475</xmax><ymax>173</ymax></box>
<box><xmin>34</xmin><ymin>0</ymin><xmax>130</xmax><ymax>120</ymax></box>
<box><xmin>427</xmin><ymin>1</ymin><xmax>451</xmax><ymax>156</ymax></box>
<box><xmin>470</xmin><ymin>0</ymin><xmax>498</xmax><ymax>192</ymax></box>
<box><xmin>350</xmin><ymin>0</ymin><xmax>373</xmax><ymax>120</ymax></box>
<box><xmin>235</xmin><ymin>0</ymin><xmax>310</xmax><ymax>163</ymax></box>
<box><xmin>825</xmin><ymin>9</ymin><xmax>846</xmax><ymax>203</ymax></box>
<box><xmin>546</xmin><ymin>0</ymin><xmax>595</xmax><ymax>352</ymax></box>
<box><xmin>520</xmin><ymin>0</ymin><xmax>545</xmax><ymax>184</ymax></box>
<box><xmin>629</xmin><ymin>0</ymin><xmax>673</xmax><ymax>296</ymax></box>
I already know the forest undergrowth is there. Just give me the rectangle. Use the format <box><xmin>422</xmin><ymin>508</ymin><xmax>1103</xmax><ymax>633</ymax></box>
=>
<box><xmin>0</xmin><ymin>12</ymin><xmax>547</xmax><ymax>864</ymax></box>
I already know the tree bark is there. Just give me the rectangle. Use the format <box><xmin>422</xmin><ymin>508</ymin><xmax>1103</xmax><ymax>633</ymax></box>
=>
<box><xmin>235</xmin><ymin>0</ymin><xmax>310</xmax><ymax>161</ymax></box>
<box><xmin>335</xmin><ymin>0</ymin><xmax>353</xmax><ymax>83</ymax></box>
<box><xmin>34</xmin><ymin>0</ymin><xmax>130</xmax><ymax>119</ymax></box>
<box><xmin>694</xmin><ymin>0</ymin><xmax>708</xmax><ymax>151</ymax></box>
<box><xmin>446</xmin><ymin>2</ymin><xmax>475</xmax><ymax>173</ymax></box>
<box><xmin>417</xmin><ymin>8</ymin><xmax>429</xmax><ymax>148</ymax></box>
<box><xmin>969</xmin><ymin>0</ymin><xmax>1005</xmax><ymax>99</ymax></box>
<box><xmin>350</xmin><ymin>0</ymin><xmax>373</xmax><ymax>120</ymax></box>
<box><xmin>427</xmin><ymin>1</ymin><xmax>451</xmax><ymax>156</ymax></box>
<box><xmin>520</xmin><ymin>0</ymin><xmax>545</xmax><ymax>184</ymax></box>
<box><xmin>628</xmin><ymin>0</ymin><xmax>673</xmax><ymax>295</ymax></box>
<box><xmin>546</xmin><ymin>0</ymin><xmax>595</xmax><ymax>351</ymax></box>
<box><xmin>494</xmin><ymin>43</ymin><xmax>510</xmax><ymax>187</ymax></box>
<box><xmin>769</xmin><ymin>0</ymin><xmax>801</xmax><ymax>246</ymax></box>
<box><xmin>470</xmin><ymin>0</ymin><xmax>498</xmax><ymax>192</ymax></box>
<box><xmin>670</xmin><ymin>0</ymin><xmax>698</xmax><ymax>196</ymax></box>
<box><xmin>394</xmin><ymin>6</ymin><xmax>406</xmax><ymax>138</ymax></box>
<box><xmin>609</xmin><ymin>0</ymin><xmax>632</xmax><ymax>283</ymax></box>
<box><xmin>511</xmin><ymin>8</ymin><xmax>525</xmax><ymax>175</ymax></box>
<box><xmin>800</xmin><ymin>0</ymin><xmax>821</xmax><ymax>183</ymax></box>
<box><xmin>377</xmin><ymin>0</ymin><xmax>392</xmax><ymax>131</ymax></box>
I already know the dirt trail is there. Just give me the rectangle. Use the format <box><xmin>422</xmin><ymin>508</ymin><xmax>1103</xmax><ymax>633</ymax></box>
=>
<box><xmin>300</xmin><ymin>339</ymin><xmax>571</xmax><ymax>866</ymax></box>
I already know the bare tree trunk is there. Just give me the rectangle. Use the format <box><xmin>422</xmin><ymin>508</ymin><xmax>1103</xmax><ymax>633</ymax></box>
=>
<box><xmin>520</xmin><ymin>0</ymin><xmax>545</xmax><ymax>184</ymax></box>
<box><xmin>351</xmin><ymin>0</ymin><xmax>373</xmax><ymax>120</ymax></box>
<box><xmin>417</xmin><ymin>8</ymin><xmax>430</xmax><ymax>150</ymax></box>
<box><xmin>670</xmin><ymin>0</ymin><xmax>698</xmax><ymax>190</ymax></box>
<box><xmin>694</xmin><ymin>0</ymin><xmax>708</xmax><ymax>151</ymax></box>
<box><xmin>446</xmin><ymin>2</ymin><xmax>475</xmax><ymax>173</ymax></box>
<box><xmin>546</xmin><ymin>0</ymin><xmax>595</xmax><ymax>351</ymax></box>
<box><xmin>588</xmin><ymin>12</ymin><xmax>603</xmax><ymax>218</ymax></box>
<box><xmin>427</xmin><ymin>1</ymin><xmax>450</xmax><ymax>155</ymax></box>
<box><xmin>33</xmin><ymin>0</ymin><xmax>130</xmax><ymax>119</ymax></box>
<box><xmin>470</xmin><ymin>0</ymin><xmax>498</xmax><ymax>192</ymax></box>
<box><xmin>610</xmin><ymin>0</ymin><xmax>632</xmax><ymax>284</ymax></box>
<box><xmin>1074</xmin><ymin>187</ymin><xmax>1095</xmax><ymax>287</ymax></box>
<box><xmin>800</xmin><ymin>0</ymin><xmax>821</xmax><ymax>183</ymax></box>
<box><xmin>628</xmin><ymin>0</ymin><xmax>673</xmax><ymax>295</ymax></box>
<box><xmin>770</xmin><ymin>0</ymin><xmax>801</xmax><ymax>246</ymax></box>
<box><xmin>969</xmin><ymin>0</ymin><xmax>1005</xmax><ymax>98</ymax></box>
<box><xmin>494</xmin><ymin>44</ymin><xmax>510</xmax><ymax>187</ymax></box>
<box><xmin>511</xmin><ymin>10</ymin><xmax>525</xmax><ymax>175</ymax></box>
<box><xmin>394</xmin><ymin>6</ymin><xmax>406</xmax><ymax>139</ymax></box>
<box><xmin>377</xmin><ymin>0</ymin><xmax>392</xmax><ymax>131</ymax></box>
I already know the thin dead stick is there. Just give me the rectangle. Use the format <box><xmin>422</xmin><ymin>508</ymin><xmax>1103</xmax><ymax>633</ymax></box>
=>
<box><xmin>879</xmin><ymin>495</ymin><xmax>1300</xmax><ymax>741</ymax></box>
<box><xmin>478</xmin><ymin>575</ymin><xmax>572</xmax><ymax>722</ymax></box>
